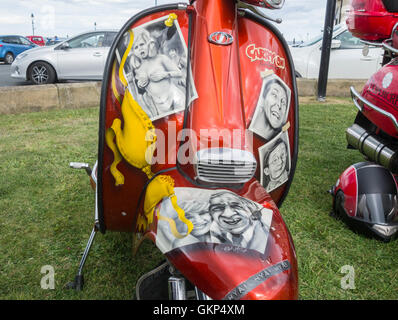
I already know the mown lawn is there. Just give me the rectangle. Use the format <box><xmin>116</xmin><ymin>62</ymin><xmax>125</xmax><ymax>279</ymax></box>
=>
<box><xmin>0</xmin><ymin>99</ymin><xmax>397</xmax><ymax>300</ymax></box>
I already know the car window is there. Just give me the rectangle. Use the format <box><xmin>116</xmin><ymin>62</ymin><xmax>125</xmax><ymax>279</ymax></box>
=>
<box><xmin>67</xmin><ymin>32</ymin><xmax>107</xmax><ymax>48</ymax></box>
<box><xmin>10</xmin><ymin>36</ymin><xmax>20</xmax><ymax>44</ymax></box>
<box><xmin>13</xmin><ymin>37</ymin><xmax>23</xmax><ymax>45</ymax></box>
<box><xmin>334</xmin><ymin>30</ymin><xmax>363</xmax><ymax>49</ymax></box>
<box><xmin>2</xmin><ymin>36</ymin><xmax>17</xmax><ymax>44</ymax></box>
<box><xmin>19</xmin><ymin>37</ymin><xmax>32</xmax><ymax>45</ymax></box>
<box><xmin>298</xmin><ymin>34</ymin><xmax>323</xmax><ymax>47</ymax></box>
<box><xmin>298</xmin><ymin>25</ymin><xmax>343</xmax><ymax>47</ymax></box>
<box><xmin>104</xmin><ymin>32</ymin><xmax>117</xmax><ymax>47</ymax></box>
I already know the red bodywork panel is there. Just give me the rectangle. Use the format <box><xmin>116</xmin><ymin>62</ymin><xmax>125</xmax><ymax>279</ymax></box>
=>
<box><xmin>346</xmin><ymin>0</ymin><xmax>398</xmax><ymax>41</ymax></box>
<box><xmin>361</xmin><ymin>61</ymin><xmax>398</xmax><ymax>138</ymax></box>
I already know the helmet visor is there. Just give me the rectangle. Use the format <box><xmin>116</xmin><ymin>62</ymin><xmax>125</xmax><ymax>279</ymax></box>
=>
<box><xmin>357</xmin><ymin>193</ymin><xmax>398</xmax><ymax>224</ymax></box>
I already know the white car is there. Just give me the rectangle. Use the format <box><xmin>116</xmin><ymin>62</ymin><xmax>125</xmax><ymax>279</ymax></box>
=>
<box><xmin>11</xmin><ymin>30</ymin><xmax>117</xmax><ymax>85</ymax></box>
<box><xmin>289</xmin><ymin>24</ymin><xmax>384</xmax><ymax>79</ymax></box>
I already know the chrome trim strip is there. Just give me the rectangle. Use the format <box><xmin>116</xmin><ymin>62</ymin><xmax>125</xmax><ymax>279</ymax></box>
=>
<box><xmin>359</xmin><ymin>39</ymin><xmax>383</xmax><ymax>47</ymax></box>
<box><xmin>382</xmin><ymin>22</ymin><xmax>398</xmax><ymax>54</ymax></box>
<box><xmin>391</xmin><ymin>22</ymin><xmax>398</xmax><ymax>39</ymax></box>
<box><xmin>194</xmin><ymin>148</ymin><xmax>257</xmax><ymax>184</ymax></box>
<box><xmin>208</xmin><ymin>31</ymin><xmax>234</xmax><ymax>45</ymax></box>
<box><xmin>382</xmin><ymin>39</ymin><xmax>398</xmax><ymax>54</ymax></box>
<box><xmin>222</xmin><ymin>260</ymin><xmax>291</xmax><ymax>300</ymax></box>
<box><xmin>350</xmin><ymin>86</ymin><xmax>398</xmax><ymax>131</ymax></box>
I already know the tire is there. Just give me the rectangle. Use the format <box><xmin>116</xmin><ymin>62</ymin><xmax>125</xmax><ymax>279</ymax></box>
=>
<box><xmin>5</xmin><ymin>52</ymin><xmax>14</xmax><ymax>64</ymax></box>
<box><xmin>29</xmin><ymin>61</ymin><xmax>56</xmax><ymax>85</ymax></box>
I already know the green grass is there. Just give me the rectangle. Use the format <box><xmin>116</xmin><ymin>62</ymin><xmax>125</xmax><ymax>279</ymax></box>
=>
<box><xmin>284</xmin><ymin>98</ymin><xmax>398</xmax><ymax>300</ymax></box>
<box><xmin>0</xmin><ymin>100</ymin><xmax>397</xmax><ymax>300</ymax></box>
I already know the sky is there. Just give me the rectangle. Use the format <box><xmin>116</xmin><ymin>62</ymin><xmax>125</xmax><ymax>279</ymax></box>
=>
<box><xmin>0</xmin><ymin>0</ymin><xmax>327</xmax><ymax>41</ymax></box>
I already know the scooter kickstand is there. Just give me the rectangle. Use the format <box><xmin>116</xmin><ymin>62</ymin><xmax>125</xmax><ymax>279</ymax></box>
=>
<box><xmin>66</xmin><ymin>226</ymin><xmax>97</xmax><ymax>291</ymax></box>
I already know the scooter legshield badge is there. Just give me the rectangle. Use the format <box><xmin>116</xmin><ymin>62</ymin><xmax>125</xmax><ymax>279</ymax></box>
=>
<box><xmin>208</xmin><ymin>31</ymin><xmax>233</xmax><ymax>45</ymax></box>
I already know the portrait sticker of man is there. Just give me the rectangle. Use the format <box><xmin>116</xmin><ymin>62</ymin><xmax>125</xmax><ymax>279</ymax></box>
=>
<box><xmin>155</xmin><ymin>188</ymin><xmax>273</xmax><ymax>255</ymax></box>
<box><xmin>248</xmin><ymin>73</ymin><xmax>291</xmax><ymax>141</ymax></box>
<box><xmin>208</xmin><ymin>191</ymin><xmax>272</xmax><ymax>254</ymax></box>
<box><xmin>115</xmin><ymin>15</ymin><xmax>198</xmax><ymax>121</ymax></box>
<box><xmin>259</xmin><ymin>131</ymin><xmax>291</xmax><ymax>193</ymax></box>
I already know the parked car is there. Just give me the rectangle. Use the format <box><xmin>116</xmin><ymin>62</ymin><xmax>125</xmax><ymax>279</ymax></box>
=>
<box><xmin>26</xmin><ymin>35</ymin><xmax>46</xmax><ymax>46</ymax></box>
<box><xmin>10</xmin><ymin>30</ymin><xmax>117</xmax><ymax>84</ymax></box>
<box><xmin>0</xmin><ymin>35</ymin><xmax>37</xmax><ymax>64</ymax></box>
<box><xmin>289</xmin><ymin>24</ymin><xmax>384</xmax><ymax>79</ymax></box>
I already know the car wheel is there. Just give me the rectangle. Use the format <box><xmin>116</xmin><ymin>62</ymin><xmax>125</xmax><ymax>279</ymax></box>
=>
<box><xmin>29</xmin><ymin>62</ymin><xmax>56</xmax><ymax>85</ymax></box>
<box><xmin>5</xmin><ymin>52</ymin><xmax>14</xmax><ymax>64</ymax></box>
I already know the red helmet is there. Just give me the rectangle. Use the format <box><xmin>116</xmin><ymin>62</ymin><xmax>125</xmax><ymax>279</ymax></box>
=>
<box><xmin>331</xmin><ymin>162</ymin><xmax>398</xmax><ymax>242</ymax></box>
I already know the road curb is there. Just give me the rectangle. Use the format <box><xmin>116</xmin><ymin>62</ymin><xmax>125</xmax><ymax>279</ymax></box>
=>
<box><xmin>296</xmin><ymin>78</ymin><xmax>367</xmax><ymax>97</ymax></box>
<box><xmin>0</xmin><ymin>79</ymin><xmax>367</xmax><ymax>115</ymax></box>
<box><xmin>0</xmin><ymin>81</ymin><xmax>101</xmax><ymax>115</ymax></box>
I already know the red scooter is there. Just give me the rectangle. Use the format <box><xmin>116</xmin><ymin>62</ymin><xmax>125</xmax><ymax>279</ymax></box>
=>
<box><xmin>68</xmin><ymin>0</ymin><xmax>299</xmax><ymax>300</ymax></box>
<box><xmin>331</xmin><ymin>0</ymin><xmax>398</xmax><ymax>241</ymax></box>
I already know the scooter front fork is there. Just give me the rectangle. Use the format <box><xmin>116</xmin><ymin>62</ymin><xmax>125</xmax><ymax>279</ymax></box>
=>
<box><xmin>168</xmin><ymin>275</ymin><xmax>186</xmax><ymax>300</ymax></box>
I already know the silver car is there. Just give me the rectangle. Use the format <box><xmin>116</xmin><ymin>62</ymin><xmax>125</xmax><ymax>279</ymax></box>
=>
<box><xmin>10</xmin><ymin>30</ymin><xmax>118</xmax><ymax>85</ymax></box>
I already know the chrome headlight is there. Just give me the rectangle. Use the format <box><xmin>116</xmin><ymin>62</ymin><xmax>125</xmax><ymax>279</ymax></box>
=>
<box><xmin>262</xmin><ymin>0</ymin><xmax>285</xmax><ymax>9</ymax></box>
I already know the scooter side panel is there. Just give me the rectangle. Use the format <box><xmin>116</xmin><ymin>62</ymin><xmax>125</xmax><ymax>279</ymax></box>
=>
<box><xmin>361</xmin><ymin>61</ymin><xmax>398</xmax><ymax>138</ymax></box>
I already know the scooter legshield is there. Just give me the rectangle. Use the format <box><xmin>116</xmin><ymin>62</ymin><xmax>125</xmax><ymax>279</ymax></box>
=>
<box><xmin>97</xmin><ymin>1</ymin><xmax>298</xmax><ymax>299</ymax></box>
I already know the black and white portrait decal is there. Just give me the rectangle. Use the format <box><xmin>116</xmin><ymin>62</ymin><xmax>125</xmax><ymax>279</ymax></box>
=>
<box><xmin>248</xmin><ymin>73</ymin><xmax>291</xmax><ymax>141</ymax></box>
<box><xmin>259</xmin><ymin>131</ymin><xmax>291</xmax><ymax>193</ymax></box>
<box><xmin>116</xmin><ymin>15</ymin><xmax>198</xmax><ymax>121</ymax></box>
<box><xmin>155</xmin><ymin>188</ymin><xmax>273</xmax><ymax>254</ymax></box>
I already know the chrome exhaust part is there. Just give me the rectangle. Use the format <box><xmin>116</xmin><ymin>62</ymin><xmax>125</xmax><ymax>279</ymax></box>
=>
<box><xmin>346</xmin><ymin>124</ymin><xmax>398</xmax><ymax>173</ymax></box>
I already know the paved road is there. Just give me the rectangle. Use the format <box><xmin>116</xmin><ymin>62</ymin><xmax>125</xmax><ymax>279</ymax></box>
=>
<box><xmin>0</xmin><ymin>63</ymin><xmax>31</xmax><ymax>87</ymax></box>
<box><xmin>0</xmin><ymin>63</ymin><xmax>94</xmax><ymax>87</ymax></box>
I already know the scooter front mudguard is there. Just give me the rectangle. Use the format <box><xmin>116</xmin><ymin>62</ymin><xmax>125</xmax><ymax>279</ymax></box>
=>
<box><xmin>142</xmin><ymin>171</ymin><xmax>298</xmax><ymax>300</ymax></box>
